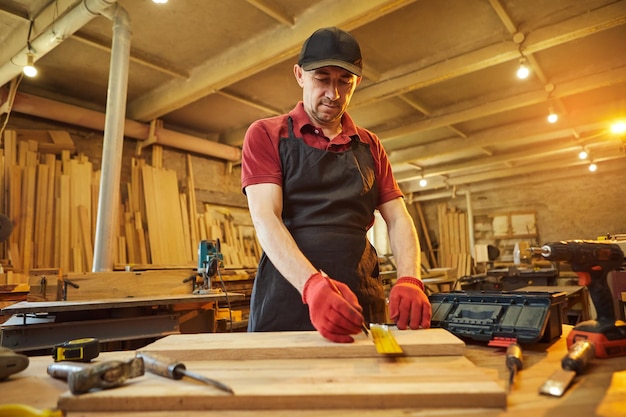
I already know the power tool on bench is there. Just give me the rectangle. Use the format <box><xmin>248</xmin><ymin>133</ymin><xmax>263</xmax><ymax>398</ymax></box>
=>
<box><xmin>528</xmin><ymin>240</ymin><xmax>626</xmax><ymax>358</ymax></box>
<box><xmin>191</xmin><ymin>239</ymin><xmax>224</xmax><ymax>295</ymax></box>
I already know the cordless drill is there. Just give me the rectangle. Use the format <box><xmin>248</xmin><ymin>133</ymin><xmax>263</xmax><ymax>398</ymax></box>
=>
<box><xmin>528</xmin><ymin>240</ymin><xmax>626</xmax><ymax>358</ymax></box>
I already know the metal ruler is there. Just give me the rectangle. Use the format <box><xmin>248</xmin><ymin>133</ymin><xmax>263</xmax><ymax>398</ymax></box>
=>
<box><xmin>370</xmin><ymin>324</ymin><xmax>404</xmax><ymax>356</ymax></box>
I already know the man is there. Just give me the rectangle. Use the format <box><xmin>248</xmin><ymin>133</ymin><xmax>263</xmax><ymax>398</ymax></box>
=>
<box><xmin>241</xmin><ymin>27</ymin><xmax>430</xmax><ymax>343</ymax></box>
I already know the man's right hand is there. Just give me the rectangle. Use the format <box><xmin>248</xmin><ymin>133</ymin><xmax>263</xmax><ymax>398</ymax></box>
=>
<box><xmin>302</xmin><ymin>272</ymin><xmax>364</xmax><ymax>343</ymax></box>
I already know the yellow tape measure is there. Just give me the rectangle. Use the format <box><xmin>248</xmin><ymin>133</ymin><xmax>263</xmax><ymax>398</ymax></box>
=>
<box><xmin>370</xmin><ymin>324</ymin><xmax>404</xmax><ymax>356</ymax></box>
<box><xmin>52</xmin><ymin>337</ymin><xmax>99</xmax><ymax>362</ymax></box>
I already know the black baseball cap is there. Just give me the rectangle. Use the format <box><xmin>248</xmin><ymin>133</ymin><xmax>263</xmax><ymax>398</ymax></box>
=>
<box><xmin>298</xmin><ymin>27</ymin><xmax>362</xmax><ymax>76</ymax></box>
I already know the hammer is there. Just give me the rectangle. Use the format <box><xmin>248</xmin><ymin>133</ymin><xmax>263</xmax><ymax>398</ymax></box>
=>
<box><xmin>47</xmin><ymin>357</ymin><xmax>144</xmax><ymax>395</ymax></box>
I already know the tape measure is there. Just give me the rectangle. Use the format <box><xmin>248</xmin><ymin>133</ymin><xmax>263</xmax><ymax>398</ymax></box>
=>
<box><xmin>370</xmin><ymin>324</ymin><xmax>404</xmax><ymax>356</ymax></box>
<box><xmin>52</xmin><ymin>337</ymin><xmax>99</xmax><ymax>362</ymax></box>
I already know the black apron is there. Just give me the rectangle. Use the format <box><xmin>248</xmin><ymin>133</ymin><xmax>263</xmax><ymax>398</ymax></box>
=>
<box><xmin>248</xmin><ymin>117</ymin><xmax>386</xmax><ymax>332</ymax></box>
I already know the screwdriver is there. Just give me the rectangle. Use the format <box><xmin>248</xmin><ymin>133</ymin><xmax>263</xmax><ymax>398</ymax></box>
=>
<box><xmin>136</xmin><ymin>352</ymin><xmax>234</xmax><ymax>394</ymax></box>
<box><xmin>505</xmin><ymin>343</ymin><xmax>523</xmax><ymax>392</ymax></box>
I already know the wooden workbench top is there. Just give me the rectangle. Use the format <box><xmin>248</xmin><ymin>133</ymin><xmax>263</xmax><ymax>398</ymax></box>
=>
<box><xmin>1</xmin><ymin>326</ymin><xmax>625</xmax><ymax>416</ymax></box>
<box><xmin>1</xmin><ymin>293</ymin><xmax>245</xmax><ymax>315</ymax></box>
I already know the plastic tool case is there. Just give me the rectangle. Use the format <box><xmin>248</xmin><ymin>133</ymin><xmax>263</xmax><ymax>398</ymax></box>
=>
<box><xmin>429</xmin><ymin>290</ymin><xmax>567</xmax><ymax>345</ymax></box>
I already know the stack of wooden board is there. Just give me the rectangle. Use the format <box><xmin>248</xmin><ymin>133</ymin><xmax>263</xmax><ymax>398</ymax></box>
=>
<box><xmin>1</xmin><ymin>130</ymin><xmax>95</xmax><ymax>279</ymax></box>
<box><xmin>1</xmin><ymin>129</ymin><xmax>261</xmax><ymax>278</ymax></box>
<box><xmin>437</xmin><ymin>203</ymin><xmax>473</xmax><ymax>280</ymax></box>
<box><xmin>57</xmin><ymin>329</ymin><xmax>506</xmax><ymax>412</ymax></box>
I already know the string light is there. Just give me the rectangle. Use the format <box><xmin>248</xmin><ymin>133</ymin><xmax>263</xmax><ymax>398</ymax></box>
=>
<box><xmin>578</xmin><ymin>148</ymin><xmax>588</xmax><ymax>160</ymax></box>
<box><xmin>588</xmin><ymin>162</ymin><xmax>597</xmax><ymax>172</ymax></box>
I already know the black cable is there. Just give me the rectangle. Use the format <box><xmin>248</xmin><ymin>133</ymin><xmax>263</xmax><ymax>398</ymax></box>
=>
<box><xmin>215</xmin><ymin>262</ymin><xmax>232</xmax><ymax>332</ymax></box>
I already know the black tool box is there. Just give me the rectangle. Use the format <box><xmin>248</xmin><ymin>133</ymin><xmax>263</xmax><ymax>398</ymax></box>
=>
<box><xmin>429</xmin><ymin>290</ymin><xmax>567</xmax><ymax>346</ymax></box>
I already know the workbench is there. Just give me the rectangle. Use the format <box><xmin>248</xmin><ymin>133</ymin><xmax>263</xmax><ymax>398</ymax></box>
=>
<box><xmin>1</xmin><ymin>325</ymin><xmax>625</xmax><ymax>417</ymax></box>
<box><xmin>1</xmin><ymin>293</ymin><xmax>244</xmax><ymax>352</ymax></box>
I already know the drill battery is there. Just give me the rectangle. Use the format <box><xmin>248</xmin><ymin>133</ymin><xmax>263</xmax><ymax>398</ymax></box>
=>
<box><xmin>430</xmin><ymin>290</ymin><xmax>567</xmax><ymax>345</ymax></box>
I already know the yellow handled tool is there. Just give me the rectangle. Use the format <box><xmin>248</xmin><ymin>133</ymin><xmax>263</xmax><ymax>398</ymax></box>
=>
<box><xmin>0</xmin><ymin>404</ymin><xmax>62</xmax><ymax>417</ymax></box>
<box><xmin>370</xmin><ymin>324</ymin><xmax>404</xmax><ymax>356</ymax></box>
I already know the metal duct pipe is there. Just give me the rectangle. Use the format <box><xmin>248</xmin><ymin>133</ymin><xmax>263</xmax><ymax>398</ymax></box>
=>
<box><xmin>92</xmin><ymin>3</ymin><xmax>130</xmax><ymax>272</ymax></box>
<box><xmin>0</xmin><ymin>0</ymin><xmax>118</xmax><ymax>88</ymax></box>
<box><xmin>3</xmin><ymin>90</ymin><xmax>242</xmax><ymax>161</ymax></box>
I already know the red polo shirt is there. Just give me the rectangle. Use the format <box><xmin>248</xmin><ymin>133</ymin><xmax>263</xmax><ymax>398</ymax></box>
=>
<box><xmin>241</xmin><ymin>102</ymin><xmax>403</xmax><ymax>207</ymax></box>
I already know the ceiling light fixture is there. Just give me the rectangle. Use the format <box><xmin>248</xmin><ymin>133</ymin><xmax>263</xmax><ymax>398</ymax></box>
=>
<box><xmin>22</xmin><ymin>20</ymin><xmax>37</xmax><ymax>77</ymax></box>
<box><xmin>578</xmin><ymin>148</ymin><xmax>588</xmax><ymax>160</ymax></box>
<box><xmin>547</xmin><ymin>107</ymin><xmax>558</xmax><ymax>123</ymax></box>
<box><xmin>23</xmin><ymin>52</ymin><xmax>37</xmax><ymax>77</ymax></box>
<box><xmin>419</xmin><ymin>178</ymin><xmax>427</xmax><ymax>187</ymax></box>
<box><xmin>611</xmin><ymin>121</ymin><xmax>626</xmax><ymax>134</ymax></box>
<box><xmin>152</xmin><ymin>0</ymin><xmax>168</xmax><ymax>3</ymax></box>
<box><xmin>516</xmin><ymin>57</ymin><xmax>530</xmax><ymax>79</ymax></box>
<box><xmin>588</xmin><ymin>162</ymin><xmax>597</xmax><ymax>172</ymax></box>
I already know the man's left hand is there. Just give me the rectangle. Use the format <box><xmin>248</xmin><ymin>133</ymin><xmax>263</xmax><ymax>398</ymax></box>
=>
<box><xmin>388</xmin><ymin>276</ymin><xmax>431</xmax><ymax>330</ymax></box>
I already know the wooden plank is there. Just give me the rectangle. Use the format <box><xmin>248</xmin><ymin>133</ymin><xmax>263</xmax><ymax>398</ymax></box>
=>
<box><xmin>58</xmin><ymin>174</ymin><xmax>71</xmax><ymax>274</ymax></box>
<box><xmin>415</xmin><ymin>201</ymin><xmax>437</xmax><ymax>268</ymax></box>
<box><xmin>43</xmin><ymin>155</ymin><xmax>56</xmax><ymax>267</ymax></box>
<box><xmin>34</xmin><ymin>163</ymin><xmax>49</xmax><ymax>268</ymax></box>
<box><xmin>123</xmin><ymin>212</ymin><xmax>137</xmax><ymax>264</ymax></box>
<box><xmin>78</xmin><ymin>205</ymin><xmax>94</xmax><ymax>270</ymax></box>
<box><xmin>186</xmin><ymin>154</ymin><xmax>199</xmax><ymax>263</ymax></box>
<box><xmin>141</xmin><ymin>164</ymin><xmax>160</xmax><ymax>264</ymax></box>
<box><xmin>57</xmin><ymin>354</ymin><xmax>505</xmax><ymax>412</ymax></box>
<box><xmin>26</xmin><ymin>269</ymin><xmax>197</xmax><ymax>301</ymax></box>
<box><xmin>179</xmin><ymin>193</ymin><xmax>192</xmax><ymax>261</ymax></box>
<box><xmin>134</xmin><ymin>211</ymin><xmax>148</xmax><ymax>264</ymax></box>
<box><xmin>21</xmin><ymin>165</ymin><xmax>36</xmax><ymax>274</ymax></box>
<box><xmin>140</xmin><ymin>329</ymin><xmax>465</xmax><ymax>360</ymax></box>
<box><xmin>4</xmin><ymin>293</ymin><xmax>241</xmax><ymax>314</ymax></box>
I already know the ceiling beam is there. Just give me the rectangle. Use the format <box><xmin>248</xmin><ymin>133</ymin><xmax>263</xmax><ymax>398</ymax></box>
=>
<box><xmin>404</xmin><ymin>157</ymin><xmax>625</xmax><ymax>201</ymax></box>
<box><xmin>70</xmin><ymin>33</ymin><xmax>190</xmax><ymax>79</ymax></box>
<box><xmin>217</xmin><ymin>2</ymin><xmax>626</xmax><ymax>149</ymax></box>
<box><xmin>388</xmin><ymin>99</ymin><xmax>621</xmax><ymax>167</ymax></box>
<box><xmin>245</xmin><ymin>0</ymin><xmax>294</xmax><ymax>27</ymax></box>
<box><xmin>402</xmin><ymin>150</ymin><xmax>625</xmax><ymax>195</ymax></box>
<box><xmin>395</xmin><ymin>135</ymin><xmax>615</xmax><ymax>183</ymax></box>
<box><xmin>351</xmin><ymin>2</ymin><xmax>626</xmax><ymax>108</ymax></box>
<box><xmin>383</xmin><ymin>67</ymin><xmax>626</xmax><ymax>159</ymax></box>
<box><xmin>127</xmin><ymin>0</ymin><xmax>417</xmax><ymax>121</ymax></box>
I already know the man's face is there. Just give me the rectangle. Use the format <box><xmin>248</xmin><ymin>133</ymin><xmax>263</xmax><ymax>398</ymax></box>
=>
<box><xmin>294</xmin><ymin>65</ymin><xmax>361</xmax><ymax>127</ymax></box>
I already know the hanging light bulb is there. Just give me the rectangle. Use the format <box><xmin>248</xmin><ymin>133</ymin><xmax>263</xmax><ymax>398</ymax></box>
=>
<box><xmin>419</xmin><ymin>178</ymin><xmax>427</xmax><ymax>187</ymax></box>
<box><xmin>152</xmin><ymin>0</ymin><xmax>168</xmax><ymax>3</ymax></box>
<box><xmin>516</xmin><ymin>57</ymin><xmax>530</xmax><ymax>79</ymax></box>
<box><xmin>588</xmin><ymin>162</ymin><xmax>597</xmax><ymax>172</ymax></box>
<box><xmin>547</xmin><ymin>107</ymin><xmax>558</xmax><ymax>123</ymax></box>
<box><xmin>611</xmin><ymin>121</ymin><xmax>626</xmax><ymax>134</ymax></box>
<box><xmin>578</xmin><ymin>148</ymin><xmax>588</xmax><ymax>160</ymax></box>
<box><xmin>23</xmin><ymin>53</ymin><xmax>37</xmax><ymax>77</ymax></box>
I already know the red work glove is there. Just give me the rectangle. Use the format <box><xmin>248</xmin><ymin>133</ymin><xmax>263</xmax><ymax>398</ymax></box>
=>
<box><xmin>389</xmin><ymin>276</ymin><xmax>431</xmax><ymax>330</ymax></box>
<box><xmin>302</xmin><ymin>271</ymin><xmax>364</xmax><ymax>343</ymax></box>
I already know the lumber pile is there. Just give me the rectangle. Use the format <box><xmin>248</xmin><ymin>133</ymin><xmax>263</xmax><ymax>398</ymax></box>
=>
<box><xmin>0</xmin><ymin>129</ymin><xmax>261</xmax><ymax>283</ymax></box>
<box><xmin>437</xmin><ymin>203</ymin><xmax>473</xmax><ymax>280</ymax></box>
<box><xmin>1</xmin><ymin>130</ymin><xmax>95</xmax><ymax>284</ymax></box>
<box><xmin>120</xmin><ymin>150</ymin><xmax>261</xmax><ymax>269</ymax></box>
